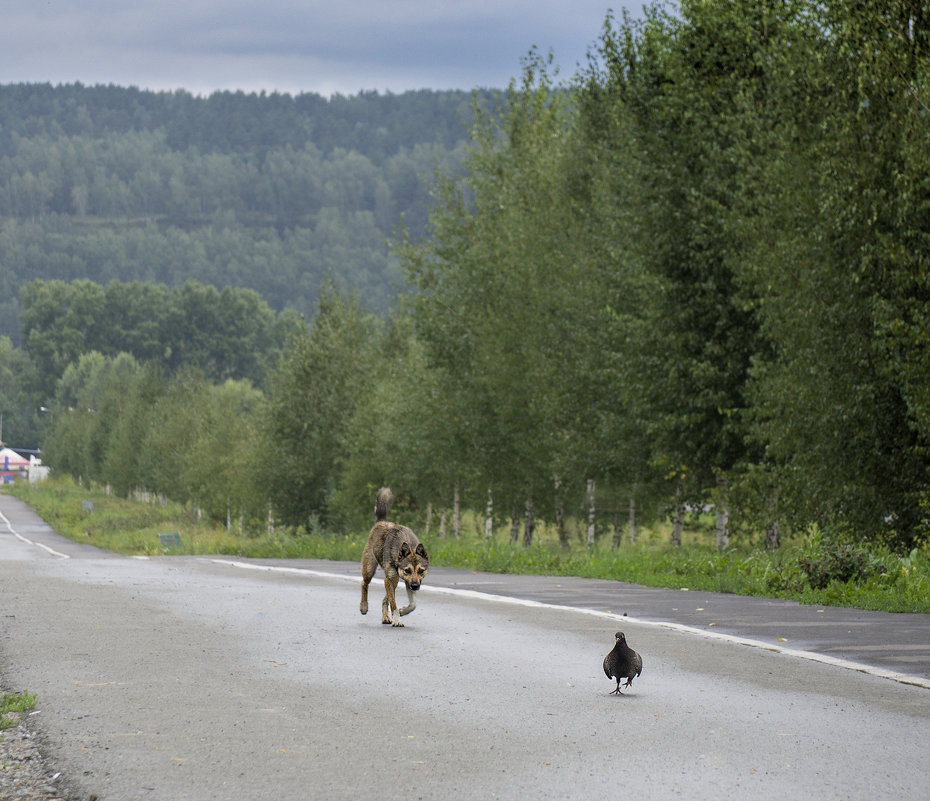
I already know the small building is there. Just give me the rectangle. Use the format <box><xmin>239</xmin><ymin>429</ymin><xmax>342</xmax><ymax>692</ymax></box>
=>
<box><xmin>28</xmin><ymin>454</ymin><xmax>50</xmax><ymax>483</ymax></box>
<box><xmin>0</xmin><ymin>447</ymin><xmax>30</xmax><ymax>483</ymax></box>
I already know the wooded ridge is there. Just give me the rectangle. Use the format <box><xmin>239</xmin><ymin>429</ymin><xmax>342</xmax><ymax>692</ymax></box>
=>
<box><xmin>0</xmin><ymin>83</ymin><xmax>498</xmax><ymax>342</ymax></box>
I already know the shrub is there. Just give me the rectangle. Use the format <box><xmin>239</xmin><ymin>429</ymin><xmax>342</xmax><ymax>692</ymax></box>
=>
<box><xmin>797</xmin><ymin>539</ymin><xmax>886</xmax><ymax>589</ymax></box>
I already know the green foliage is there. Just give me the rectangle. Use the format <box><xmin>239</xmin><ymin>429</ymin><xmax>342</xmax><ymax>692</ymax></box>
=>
<box><xmin>329</xmin><ymin>314</ymin><xmax>461</xmax><ymax>529</ymax></box>
<box><xmin>583</xmin><ymin>3</ymin><xmax>765</xmax><ymax>500</ymax></box>
<box><xmin>0</xmin><ymin>334</ymin><xmax>42</xmax><ymax>446</ymax></box>
<box><xmin>726</xmin><ymin>0</ymin><xmax>930</xmax><ymax>547</ymax></box>
<box><xmin>796</xmin><ymin>535</ymin><xmax>887</xmax><ymax>590</ymax></box>
<box><xmin>400</xmin><ymin>49</ymin><xmax>631</xmax><ymax>518</ymax></box>
<box><xmin>4</xmin><ymin>474</ymin><xmax>363</xmax><ymax>557</ymax></box>
<box><xmin>4</xmin><ymin>3</ymin><xmax>930</xmax><ymax>557</ymax></box>
<box><xmin>9</xmin><ymin>476</ymin><xmax>930</xmax><ymax>613</ymax></box>
<box><xmin>0</xmin><ymin>84</ymin><xmax>488</xmax><ymax>344</ymax></box>
<box><xmin>0</xmin><ymin>691</ymin><xmax>37</xmax><ymax>731</ymax></box>
<box><xmin>264</xmin><ymin>285</ymin><xmax>382</xmax><ymax>526</ymax></box>
<box><xmin>19</xmin><ymin>278</ymin><xmax>289</xmax><ymax>397</ymax></box>
<box><xmin>0</xmin><ymin>84</ymin><xmax>488</xmax><ymax>163</ymax></box>
<box><xmin>575</xmin><ymin>1</ymin><xmax>929</xmax><ymax>547</ymax></box>
<box><xmin>40</xmin><ymin>358</ymin><xmax>267</xmax><ymax>527</ymax></box>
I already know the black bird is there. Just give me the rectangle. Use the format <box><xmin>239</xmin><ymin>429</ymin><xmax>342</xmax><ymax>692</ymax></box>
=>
<box><xmin>603</xmin><ymin>631</ymin><xmax>642</xmax><ymax>695</ymax></box>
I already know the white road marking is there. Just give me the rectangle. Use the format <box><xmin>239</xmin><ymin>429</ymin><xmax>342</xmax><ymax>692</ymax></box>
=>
<box><xmin>0</xmin><ymin>509</ymin><xmax>71</xmax><ymax>559</ymax></box>
<box><xmin>209</xmin><ymin>558</ymin><xmax>930</xmax><ymax>690</ymax></box>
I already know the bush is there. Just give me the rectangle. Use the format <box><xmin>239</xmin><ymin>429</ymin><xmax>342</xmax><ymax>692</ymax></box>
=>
<box><xmin>796</xmin><ymin>539</ymin><xmax>886</xmax><ymax>589</ymax></box>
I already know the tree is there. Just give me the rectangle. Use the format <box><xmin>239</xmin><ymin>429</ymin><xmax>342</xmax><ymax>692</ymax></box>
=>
<box><xmin>740</xmin><ymin>0</ymin><xmax>930</xmax><ymax>547</ymax></box>
<box><xmin>264</xmin><ymin>285</ymin><xmax>382</xmax><ymax>527</ymax></box>
<box><xmin>331</xmin><ymin>311</ymin><xmax>463</xmax><ymax>529</ymax></box>
<box><xmin>100</xmin><ymin>363</ymin><xmax>166</xmax><ymax>497</ymax></box>
<box><xmin>584</xmin><ymin>5</ymin><xmax>780</xmax><ymax>533</ymax></box>
<box><xmin>42</xmin><ymin>351</ymin><xmax>136</xmax><ymax>480</ymax></box>
<box><xmin>0</xmin><ymin>335</ymin><xmax>42</xmax><ymax>447</ymax></box>
<box><xmin>401</xmin><ymin>52</ymin><xmax>603</xmax><ymax>536</ymax></box>
<box><xmin>20</xmin><ymin>279</ymin><xmax>104</xmax><ymax>398</ymax></box>
<box><xmin>182</xmin><ymin>378</ymin><xmax>266</xmax><ymax>526</ymax></box>
<box><xmin>20</xmin><ymin>277</ymin><xmax>288</xmax><ymax>390</ymax></box>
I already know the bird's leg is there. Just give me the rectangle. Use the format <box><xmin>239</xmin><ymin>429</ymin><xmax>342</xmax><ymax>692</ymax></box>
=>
<box><xmin>609</xmin><ymin>683</ymin><xmax>624</xmax><ymax>695</ymax></box>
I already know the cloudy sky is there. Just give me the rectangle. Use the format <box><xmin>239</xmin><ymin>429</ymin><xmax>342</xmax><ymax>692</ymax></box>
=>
<box><xmin>1</xmin><ymin>1</ymin><xmax>643</xmax><ymax>97</ymax></box>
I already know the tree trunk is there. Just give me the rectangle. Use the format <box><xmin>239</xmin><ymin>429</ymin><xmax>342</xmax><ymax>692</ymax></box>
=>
<box><xmin>509</xmin><ymin>507</ymin><xmax>520</xmax><ymax>544</ymax></box>
<box><xmin>554</xmin><ymin>476</ymin><xmax>569</xmax><ymax>548</ymax></box>
<box><xmin>425</xmin><ymin>502</ymin><xmax>433</xmax><ymax>536</ymax></box>
<box><xmin>628</xmin><ymin>497</ymin><xmax>636</xmax><ymax>545</ymax></box>
<box><xmin>715</xmin><ymin>472</ymin><xmax>729</xmax><ymax>550</ymax></box>
<box><xmin>439</xmin><ymin>508</ymin><xmax>447</xmax><ymax>539</ymax></box>
<box><xmin>611</xmin><ymin>505</ymin><xmax>621</xmax><ymax>550</ymax></box>
<box><xmin>765</xmin><ymin>489</ymin><xmax>780</xmax><ymax>549</ymax></box>
<box><xmin>586</xmin><ymin>478</ymin><xmax>596</xmax><ymax>548</ymax></box>
<box><xmin>453</xmin><ymin>482</ymin><xmax>461</xmax><ymax>539</ymax></box>
<box><xmin>523</xmin><ymin>497</ymin><xmax>535</xmax><ymax>547</ymax></box>
<box><xmin>765</xmin><ymin>520</ymin><xmax>781</xmax><ymax>549</ymax></box>
<box><xmin>484</xmin><ymin>487</ymin><xmax>494</xmax><ymax>540</ymax></box>
<box><xmin>670</xmin><ymin>478</ymin><xmax>684</xmax><ymax>547</ymax></box>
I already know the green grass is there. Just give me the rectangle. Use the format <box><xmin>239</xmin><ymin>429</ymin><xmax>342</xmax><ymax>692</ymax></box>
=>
<box><xmin>5</xmin><ymin>476</ymin><xmax>930</xmax><ymax>613</ymax></box>
<box><xmin>428</xmin><ymin>536</ymin><xmax>930</xmax><ymax>613</ymax></box>
<box><xmin>0</xmin><ymin>692</ymin><xmax>37</xmax><ymax>731</ymax></box>
<box><xmin>4</xmin><ymin>476</ymin><xmax>361</xmax><ymax>559</ymax></box>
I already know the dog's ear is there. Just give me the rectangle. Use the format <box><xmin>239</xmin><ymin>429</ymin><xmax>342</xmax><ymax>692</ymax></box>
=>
<box><xmin>398</xmin><ymin>542</ymin><xmax>412</xmax><ymax>558</ymax></box>
<box><xmin>415</xmin><ymin>543</ymin><xmax>429</xmax><ymax>560</ymax></box>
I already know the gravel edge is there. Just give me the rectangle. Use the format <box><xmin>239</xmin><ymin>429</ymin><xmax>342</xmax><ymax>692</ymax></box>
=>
<box><xmin>0</xmin><ymin>707</ymin><xmax>82</xmax><ymax>801</ymax></box>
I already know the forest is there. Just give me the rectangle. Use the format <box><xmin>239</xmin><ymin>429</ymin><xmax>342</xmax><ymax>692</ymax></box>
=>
<box><xmin>0</xmin><ymin>83</ymin><xmax>495</xmax><ymax>342</ymax></box>
<box><xmin>2</xmin><ymin>0</ymin><xmax>929</xmax><ymax>554</ymax></box>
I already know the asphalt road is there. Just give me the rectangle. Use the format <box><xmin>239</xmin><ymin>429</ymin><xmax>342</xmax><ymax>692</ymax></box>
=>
<box><xmin>2</xmin><ymin>493</ymin><xmax>929</xmax><ymax>801</ymax></box>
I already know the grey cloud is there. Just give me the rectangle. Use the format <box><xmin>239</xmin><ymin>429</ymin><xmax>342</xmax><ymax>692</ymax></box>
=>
<box><xmin>1</xmin><ymin>1</ymin><xmax>633</xmax><ymax>96</ymax></box>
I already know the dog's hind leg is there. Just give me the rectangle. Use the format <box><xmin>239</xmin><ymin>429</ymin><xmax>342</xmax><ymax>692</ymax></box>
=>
<box><xmin>360</xmin><ymin>551</ymin><xmax>376</xmax><ymax>615</ymax></box>
<box><xmin>400</xmin><ymin>585</ymin><xmax>417</xmax><ymax>616</ymax></box>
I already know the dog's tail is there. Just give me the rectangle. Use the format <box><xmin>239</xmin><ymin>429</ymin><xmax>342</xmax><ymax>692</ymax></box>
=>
<box><xmin>374</xmin><ymin>487</ymin><xmax>394</xmax><ymax>521</ymax></box>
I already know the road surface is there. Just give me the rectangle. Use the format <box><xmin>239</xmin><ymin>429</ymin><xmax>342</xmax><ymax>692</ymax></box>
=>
<box><xmin>1</xmin><ymin>493</ymin><xmax>929</xmax><ymax>800</ymax></box>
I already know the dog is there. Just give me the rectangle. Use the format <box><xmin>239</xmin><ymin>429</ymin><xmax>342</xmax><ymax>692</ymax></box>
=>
<box><xmin>360</xmin><ymin>487</ymin><xmax>430</xmax><ymax>627</ymax></box>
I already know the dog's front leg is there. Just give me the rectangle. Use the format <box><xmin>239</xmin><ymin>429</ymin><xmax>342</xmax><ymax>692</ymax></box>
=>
<box><xmin>382</xmin><ymin>574</ymin><xmax>403</xmax><ymax>626</ymax></box>
<box><xmin>400</xmin><ymin>584</ymin><xmax>417</xmax><ymax>616</ymax></box>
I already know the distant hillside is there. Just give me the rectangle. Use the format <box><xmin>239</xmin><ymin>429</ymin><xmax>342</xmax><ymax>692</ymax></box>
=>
<box><xmin>0</xmin><ymin>83</ymin><xmax>500</xmax><ymax>344</ymax></box>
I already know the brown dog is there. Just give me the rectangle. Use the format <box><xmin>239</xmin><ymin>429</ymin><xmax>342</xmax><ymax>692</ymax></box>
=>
<box><xmin>360</xmin><ymin>487</ymin><xmax>430</xmax><ymax>627</ymax></box>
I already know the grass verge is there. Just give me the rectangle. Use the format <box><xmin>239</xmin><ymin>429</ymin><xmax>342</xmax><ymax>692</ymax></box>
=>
<box><xmin>4</xmin><ymin>476</ymin><xmax>930</xmax><ymax>613</ymax></box>
<box><xmin>0</xmin><ymin>692</ymin><xmax>37</xmax><ymax>731</ymax></box>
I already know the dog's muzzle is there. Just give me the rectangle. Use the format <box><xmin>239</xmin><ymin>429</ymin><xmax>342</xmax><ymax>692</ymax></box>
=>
<box><xmin>408</xmin><ymin>581</ymin><xmax>420</xmax><ymax>591</ymax></box>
